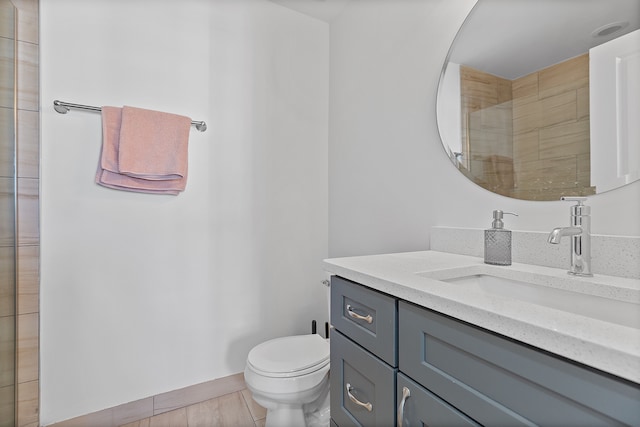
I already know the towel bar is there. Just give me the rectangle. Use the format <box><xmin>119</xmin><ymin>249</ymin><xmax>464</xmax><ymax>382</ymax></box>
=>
<box><xmin>53</xmin><ymin>100</ymin><xmax>207</xmax><ymax>132</ymax></box>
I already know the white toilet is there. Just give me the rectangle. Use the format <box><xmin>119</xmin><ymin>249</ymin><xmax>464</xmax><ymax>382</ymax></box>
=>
<box><xmin>244</xmin><ymin>333</ymin><xmax>331</xmax><ymax>427</ymax></box>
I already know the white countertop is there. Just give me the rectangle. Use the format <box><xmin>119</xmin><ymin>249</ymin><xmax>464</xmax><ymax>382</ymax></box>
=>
<box><xmin>323</xmin><ymin>250</ymin><xmax>640</xmax><ymax>384</ymax></box>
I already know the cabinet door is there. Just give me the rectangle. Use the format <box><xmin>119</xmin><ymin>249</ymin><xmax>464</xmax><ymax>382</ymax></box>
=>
<box><xmin>396</xmin><ymin>373</ymin><xmax>479</xmax><ymax>427</ymax></box>
<box><xmin>330</xmin><ymin>330</ymin><xmax>396</xmax><ymax>427</ymax></box>
<box><xmin>399</xmin><ymin>301</ymin><xmax>640</xmax><ymax>426</ymax></box>
<box><xmin>331</xmin><ymin>276</ymin><xmax>397</xmax><ymax>366</ymax></box>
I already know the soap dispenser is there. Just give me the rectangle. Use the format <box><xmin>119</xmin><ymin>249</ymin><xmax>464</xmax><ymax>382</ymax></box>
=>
<box><xmin>484</xmin><ymin>210</ymin><xmax>518</xmax><ymax>266</ymax></box>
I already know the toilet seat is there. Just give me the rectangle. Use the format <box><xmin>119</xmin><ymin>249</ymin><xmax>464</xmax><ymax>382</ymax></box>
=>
<box><xmin>247</xmin><ymin>334</ymin><xmax>329</xmax><ymax>378</ymax></box>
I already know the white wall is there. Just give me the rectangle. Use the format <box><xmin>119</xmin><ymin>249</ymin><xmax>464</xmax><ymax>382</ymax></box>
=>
<box><xmin>328</xmin><ymin>0</ymin><xmax>640</xmax><ymax>258</ymax></box>
<box><xmin>40</xmin><ymin>0</ymin><xmax>328</xmax><ymax>423</ymax></box>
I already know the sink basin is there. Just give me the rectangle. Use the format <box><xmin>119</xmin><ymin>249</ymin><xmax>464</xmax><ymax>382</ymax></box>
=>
<box><xmin>431</xmin><ymin>273</ymin><xmax>640</xmax><ymax>329</ymax></box>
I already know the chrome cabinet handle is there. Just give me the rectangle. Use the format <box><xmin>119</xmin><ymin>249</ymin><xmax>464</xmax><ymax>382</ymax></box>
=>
<box><xmin>397</xmin><ymin>386</ymin><xmax>411</xmax><ymax>426</ymax></box>
<box><xmin>346</xmin><ymin>383</ymin><xmax>373</xmax><ymax>412</ymax></box>
<box><xmin>346</xmin><ymin>304</ymin><xmax>373</xmax><ymax>324</ymax></box>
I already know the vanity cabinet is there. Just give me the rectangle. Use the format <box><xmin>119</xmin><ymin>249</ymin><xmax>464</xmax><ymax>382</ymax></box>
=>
<box><xmin>396</xmin><ymin>372</ymin><xmax>478</xmax><ymax>427</ymax></box>
<box><xmin>330</xmin><ymin>276</ymin><xmax>397</xmax><ymax>426</ymax></box>
<box><xmin>400</xmin><ymin>300</ymin><xmax>640</xmax><ymax>426</ymax></box>
<box><xmin>330</xmin><ymin>329</ymin><xmax>396</xmax><ymax>426</ymax></box>
<box><xmin>330</xmin><ymin>276</ymin><xmax>640</xmax><ymax>426</ymax></box>
<box><xmin>330</xmin><ymin>276</ymin><xmax>397</xmax><ymax>366</ymax></box>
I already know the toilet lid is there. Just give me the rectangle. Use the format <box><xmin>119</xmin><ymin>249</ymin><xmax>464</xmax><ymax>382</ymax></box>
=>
<box><xmin>247</xmin><ymin>334</ymin><xmax>330</xmax><ymax>378</ymax></box>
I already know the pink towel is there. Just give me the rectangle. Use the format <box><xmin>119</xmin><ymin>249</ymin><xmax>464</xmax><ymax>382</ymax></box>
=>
<box><xmin>119</xmin><ymin>106</ymin><xmax>191</xmax><ymax>180</ymax></box>
<box><xmin>95</xmin><ymin>106</ymin><xmax>191</xmax><ymax>195</ymax></box>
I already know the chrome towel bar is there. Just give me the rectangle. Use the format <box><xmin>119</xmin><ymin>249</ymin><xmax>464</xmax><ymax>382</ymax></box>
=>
<box><xmin>53</xmin><ymin>100</ymin><xmax>207</xmax><ymax>132</ymax></box>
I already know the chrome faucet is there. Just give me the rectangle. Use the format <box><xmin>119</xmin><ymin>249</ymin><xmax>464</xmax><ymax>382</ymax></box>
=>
<box><xmin>547</xmin><ymin>197</ymin><xmax>592</xmax><ymax>277</ymax></box>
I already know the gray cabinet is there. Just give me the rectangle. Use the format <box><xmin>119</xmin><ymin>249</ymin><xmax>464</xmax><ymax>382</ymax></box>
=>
<box><xmin>330</xmin><ymin>330</ymin><xmax>396</xmax><ymax>426</ymax></box>
<box><xmin>396</xmin><ymin>373</ymin><xmax>478</xmax><ymax>427</ymax></box>
<box><xmin>330</xmin><ymin>276</ymin><xmax>640</xmax><ymax>427</ymax></box>
<box><xmin>330</xmin><ymin>276</ymin><xmax>397</xmax><ymax>426</ymax></box>
<box><xmin>330</xmin><ymin>276</ymin><xmax>397</xmax><ymax>366</ymax></box>
<box><xmin>399</xmin><ymin>300</ymin><xmax>640</xmax><ymax>426</ymax></box>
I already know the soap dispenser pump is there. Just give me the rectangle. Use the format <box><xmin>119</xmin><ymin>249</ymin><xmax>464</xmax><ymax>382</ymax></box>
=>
<box><xmin>484</xmin><ymin>210</ymin><xmax>518</xmax><ymax>266</ymax></box>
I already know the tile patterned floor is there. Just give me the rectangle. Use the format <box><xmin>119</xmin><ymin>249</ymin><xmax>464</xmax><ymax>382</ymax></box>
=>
<box><xmin>120</xmin><ymin>389</ymin><xmax>266</xmax><ymax>427</ymax></box>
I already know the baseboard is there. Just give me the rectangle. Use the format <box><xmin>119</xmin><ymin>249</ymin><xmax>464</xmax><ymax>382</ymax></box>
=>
<box><xmin>47</xmin><ymin>372</ymin><xmax>246</xmax><ymax>427</ymax></box>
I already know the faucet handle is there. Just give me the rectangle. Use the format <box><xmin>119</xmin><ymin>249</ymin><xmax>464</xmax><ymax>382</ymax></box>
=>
<box><xmin>560</xmin><ymin>197</ymin><xmax>590</xmax><ymax>215</ymax></box>
<box><xmin>561</xmin><ymin>196</ymin><xmax>587</xmax><ymax>205</ymax></box>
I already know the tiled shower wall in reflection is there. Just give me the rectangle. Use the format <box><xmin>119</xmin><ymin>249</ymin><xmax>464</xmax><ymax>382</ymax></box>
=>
<box><xmin>460</xmin><ymin>54</ymin><xmax>593</xmax><ymax>201</ymax></box>
<box><xmin>0</xmin><ymin>0</ymin><xmax>40</xmax><ymax>425</ymax></box>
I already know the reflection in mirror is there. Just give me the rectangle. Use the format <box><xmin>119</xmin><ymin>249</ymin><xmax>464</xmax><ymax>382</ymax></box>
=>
<box><xmin>437</xmin><ymin>0</ymin><xmax>640</xmax><ymax>200</ymax></box>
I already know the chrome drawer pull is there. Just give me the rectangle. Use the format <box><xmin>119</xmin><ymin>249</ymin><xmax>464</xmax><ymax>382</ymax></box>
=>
<box><xmin>346</xmin><ymin>304</ymin><xmax>373</xmax><ymax>324</ymax></box>
<box><xmin>397</xmin><ymin>386</ymin><xmax>411</xmax><ymax>426</ymax></box>
<box><xmin>346</xmin><ymin>383</ymin><xmax>373</xmax><ymax>412</ymax></box>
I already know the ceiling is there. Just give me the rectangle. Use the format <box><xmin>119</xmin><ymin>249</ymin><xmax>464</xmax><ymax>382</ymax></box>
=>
<box><xmin>268</xmin><ymin>0</ymin><xmax>352</xmax><ymax>23</ymax></box>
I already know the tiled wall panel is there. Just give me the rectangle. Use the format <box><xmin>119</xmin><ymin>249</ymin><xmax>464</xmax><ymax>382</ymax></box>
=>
<box><xmin>0</xmin><ymin>1</ymin><xmax>17</xmax><ymax>425</ymax></box>
<box><xmin>12</xmin><ymin>0</ymin><xmax>40</xmax><ymax>425</ymax></box>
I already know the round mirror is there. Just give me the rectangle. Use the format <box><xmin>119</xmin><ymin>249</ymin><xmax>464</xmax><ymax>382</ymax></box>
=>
<box><xmin>437</xmin><ymin>0</ymin><xmax>640</xmax><ymax>201</ymax></box>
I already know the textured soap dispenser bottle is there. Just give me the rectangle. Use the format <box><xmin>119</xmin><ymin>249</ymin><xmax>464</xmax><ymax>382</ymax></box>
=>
<box><xmin>484</xmin><ymin>210</ymin><xmax>518</xmax><ymax>266</ymax></box>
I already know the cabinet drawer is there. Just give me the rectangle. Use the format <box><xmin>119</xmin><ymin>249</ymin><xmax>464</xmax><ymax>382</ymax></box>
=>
<box><xmin>330</xmin><ymin>330</ymin><xmax>396</xmax><ymax>427</ymax></box>
<box><xmin>396</xmin><ymin>372</ymin><xmax>478</xmax><ymax>427</ymax></box>
<box><xmin>399</xmin><ymin>301</ymin><xmax>640</xmax><ymax>426</ymax></box>
<box><xmin>331</xmin><ymin>276</ymin><xmax>397</xmax><ymax>366</ymax></box>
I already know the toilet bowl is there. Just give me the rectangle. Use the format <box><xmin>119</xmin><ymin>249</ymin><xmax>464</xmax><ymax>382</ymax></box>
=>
<box><xmin>244</xmin><ymin>333</ymin><xmax>330</xmax><ymax>427</ymax></box>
